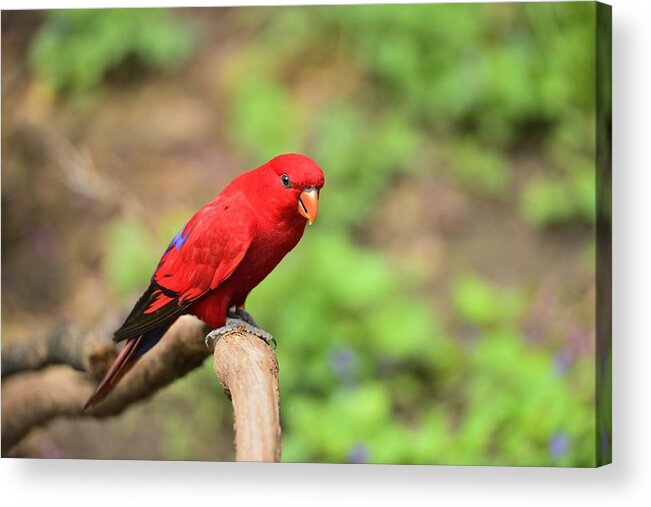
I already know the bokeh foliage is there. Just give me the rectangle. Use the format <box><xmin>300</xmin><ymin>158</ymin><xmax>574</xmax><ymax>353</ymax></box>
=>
<box><xmin>220</xmin><ymin>2</ymin><xmax>598</xmax><ymax>465</ymax></box>
<box><xmin>24</xmin><ymin>2</ymin><xmax>599</xmax><ymax>466</ymax></box>
<box><xmin>30</xmin><ymin>9</ymin><xmax>194</xmax><ymax>97</ymax></box>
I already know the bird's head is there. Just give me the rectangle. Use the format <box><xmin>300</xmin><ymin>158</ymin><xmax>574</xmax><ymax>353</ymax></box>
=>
<box><xmin>260</xmin><ymin>153</ymin><xmax>325</xmax><ymax>226</ymax></box>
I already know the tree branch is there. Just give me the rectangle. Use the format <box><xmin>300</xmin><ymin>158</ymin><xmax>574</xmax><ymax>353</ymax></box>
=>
<box><xmin>2</xmin><ymin>316</ymin><xmax>282</xmax><ymax>463</ymax></box>
<box><xmin>1</xmin><ymin>323</ymin><xmax>117</xmax><ymax>380</ymax></box>
<box><xmin>2</xmin><ymin>316</ymin><xmax>210</xmax><ymax>451</ymax></box>
<box><xmin>213</xmin><ymin>331</ymin><xmax>281</xmax><ymax>462</ymax></box>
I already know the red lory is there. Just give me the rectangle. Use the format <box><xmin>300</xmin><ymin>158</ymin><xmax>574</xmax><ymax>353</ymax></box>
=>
<box><xmin>84</xmin><ymin>153</ymin><xmax>325</xmax><ymax>409</ymax></box>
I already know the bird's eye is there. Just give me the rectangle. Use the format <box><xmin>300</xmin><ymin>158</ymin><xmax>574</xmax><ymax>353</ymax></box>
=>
<box><xmin>280</xmin><ymin>174</ymin><xmax>292</xmax><ymax>188</ymax></box>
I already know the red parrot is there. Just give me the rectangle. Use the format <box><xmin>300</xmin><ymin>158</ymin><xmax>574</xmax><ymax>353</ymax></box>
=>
<box><xmin>84</xmin><ymin>153</ymin><xmax>325</xmax><ymax>409</ymax></box>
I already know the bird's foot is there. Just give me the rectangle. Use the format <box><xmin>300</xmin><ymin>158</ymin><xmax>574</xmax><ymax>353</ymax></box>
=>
<box><xmin>227</xmin><ymin>306</ymin><xmax>259</xmax><ymax>327</ymax></box>
<box><xmin>205</xmin><ymin>317</ymin><xmax>276</xmax><ymax>349</ymax></box>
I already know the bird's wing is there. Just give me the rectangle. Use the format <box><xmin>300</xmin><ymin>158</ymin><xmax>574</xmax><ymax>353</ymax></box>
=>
<box><xmin>113</xmin><ymin>195</ymin><xmax>253</xmax><ymax>342</ymax></box>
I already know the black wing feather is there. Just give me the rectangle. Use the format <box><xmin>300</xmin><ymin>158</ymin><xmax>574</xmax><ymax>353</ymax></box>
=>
<box><xmin>113</xmin><ymin>283</ymin><xmax>191</xmax><ymax>342</ymax></box>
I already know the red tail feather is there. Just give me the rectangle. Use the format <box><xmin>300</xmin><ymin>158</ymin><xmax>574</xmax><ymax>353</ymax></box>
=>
<box><xmin>83</xmin><ymin>335</ymin><xmax>143</xmax><ymax>411</ymax></box>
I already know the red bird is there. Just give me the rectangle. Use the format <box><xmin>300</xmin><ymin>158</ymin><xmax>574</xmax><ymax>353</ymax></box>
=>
<box><xmin>84</xmin><ymin>153</ymin><xmax>325</xmax><ymax>409</ymax></box>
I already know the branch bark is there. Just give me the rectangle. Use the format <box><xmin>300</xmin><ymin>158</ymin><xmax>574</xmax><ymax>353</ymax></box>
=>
<box><xmin>2</xmin><ymin>316</ymin><xmax>282</xmax><ymax>461</ymax></box>
<box><xmin>213</xmin><ymin>331</ymin><xmax>281</xmax><ymax>462</ymax></box>
<box><xmin>1</xmin><ymin>323</ymin><xmax>117</xmax><ymax>380</ymax></box>
<box><xmin>2</xmin><ymin>316</ymin><xmax>211</xmax><ymax>451</ymax></box>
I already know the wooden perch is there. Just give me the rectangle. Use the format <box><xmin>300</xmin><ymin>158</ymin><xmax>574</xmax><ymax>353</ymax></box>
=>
<box><xmin>1</xmin><ymin>322</ymin><xmax>117</xmax><ymax>380</ymax></box>
<box><xmin>2</xmin><ymin>316</ymin><xmax>282</xmax><ymax>462</ymax></box>
<box><xmin>213</xmin><ymin>332</ymin><xmax>281</xmax><ymax>462</ymax></box>
<box><xmin>2</xmin><ymin>316</ymin><xmax>210</xmax><ymax>450</ymax></box>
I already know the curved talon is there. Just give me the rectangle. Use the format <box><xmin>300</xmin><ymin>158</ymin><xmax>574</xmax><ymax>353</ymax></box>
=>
<box><xmin>205</xmin><ymin>327</ymin><xmax>229</xmax><ymax>347</ymax></box>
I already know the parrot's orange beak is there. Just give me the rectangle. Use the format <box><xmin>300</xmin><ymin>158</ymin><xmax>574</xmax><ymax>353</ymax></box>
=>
<box><xmin>298</xmin><ymin>188</ymin><xmax>319</xmax><ymax>225</ymax></box>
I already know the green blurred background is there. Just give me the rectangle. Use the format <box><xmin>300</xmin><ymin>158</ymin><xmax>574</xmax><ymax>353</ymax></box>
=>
<box><xmin>2</xmin><ymin>2</ymin><xmax>600</xmax><ymax>466</ymax></box>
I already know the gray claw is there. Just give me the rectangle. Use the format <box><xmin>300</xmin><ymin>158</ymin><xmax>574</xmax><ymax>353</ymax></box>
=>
<box><xmin>205</xmin><ymin>320</ymin><xmax>237</xmax><ymax>347</ymax></box>
<box><xmin>205</xmin><ymin>317</ymin><xmax>276</xmax><ymax>349</ymax></box>
<box><xmin>227</xmin><ymin>306</ymin><xmax>259</xmax><ymax>327</ymax></box>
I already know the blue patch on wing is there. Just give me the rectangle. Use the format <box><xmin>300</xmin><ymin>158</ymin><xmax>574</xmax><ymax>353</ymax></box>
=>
<box><xmin>168</xmin><ymin>225</ymin><xmax>190</xmax><ymax>251</ymax></box>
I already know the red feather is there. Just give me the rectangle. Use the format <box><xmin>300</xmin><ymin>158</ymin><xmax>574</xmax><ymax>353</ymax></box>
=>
<box><xmin>83</xmin><ymin>335</ymin><xmax>143</xmax><ymax>410</ymax></box>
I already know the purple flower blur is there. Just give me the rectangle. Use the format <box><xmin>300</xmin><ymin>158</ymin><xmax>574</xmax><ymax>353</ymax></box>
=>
<box><xmin>349</xmin><ymin>442</ymin><xmax>370</xmax><ymax>464</ymax></box>
<box><xmin>553</xmin><ymin>348</ymin><xmax>574</xmax><ymax>376</ymax></box>
<box><xmin>549</xmin><ymin>431</ymin><xmax>570</xmax><ymax>459</ymax></box>
<box><xmin>39</xmin><ymin>439</ymin><xmax>62</xmax><ymax>459</ymax></box>
<box><xmin>329</xmin><ymin>346</ymin><xmax>358</xmax><ymax>384</ymax></box>
<box><xmin>601</xmin><ymin>432</ymin><xmax>610</xmax><ymax>456</ymax></box>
